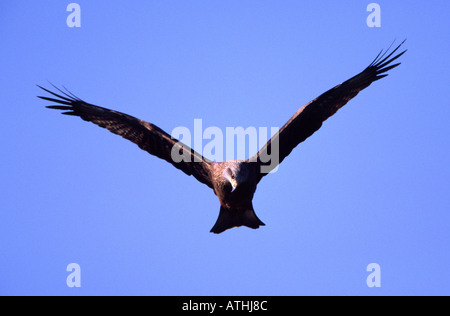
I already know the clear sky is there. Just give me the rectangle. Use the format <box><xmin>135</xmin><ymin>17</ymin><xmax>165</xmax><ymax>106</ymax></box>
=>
<box><xmin>1</xmin><ymin>1</ymin><xmax>449</xmax><ymax>296</ymax></box>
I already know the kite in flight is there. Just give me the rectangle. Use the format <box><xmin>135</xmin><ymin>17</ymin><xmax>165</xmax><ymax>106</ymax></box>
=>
<box><xmin>39</xmin><ymin>41</ymin><xmax>406</xmax><ymax>234</ymax></box>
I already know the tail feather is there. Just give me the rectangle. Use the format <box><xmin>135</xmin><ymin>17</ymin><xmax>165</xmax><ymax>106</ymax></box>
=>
<box><xmin>210</xmin><ymin>206</ymin><xmax>265</xmax><ymax>234</ymax></box>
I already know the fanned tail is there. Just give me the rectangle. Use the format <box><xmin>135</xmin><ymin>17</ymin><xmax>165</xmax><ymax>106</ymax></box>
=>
<box><xmin>210</xmin><ymin>205</ymin><xmax>265</xmax><ymax>234</ymax></box>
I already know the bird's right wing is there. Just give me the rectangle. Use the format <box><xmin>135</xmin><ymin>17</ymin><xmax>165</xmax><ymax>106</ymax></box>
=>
<box><xmin>38</xmin><ymin>85</ymin><xmax>214</xmax><ymax>189</ymax></box>
<box><xmin>250</xmin><ymin>40</ymin><xmax>407</xmax><ymax>182</ymax></box>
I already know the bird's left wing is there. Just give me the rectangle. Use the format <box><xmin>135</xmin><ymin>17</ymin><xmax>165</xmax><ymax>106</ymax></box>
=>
<box><xmin>38</xmin><ymin>85</ymin><xmax>214</xmax><ymax>189</ymax></box>
<box><xmin>250</xmin><ymin>40</ymin><xmax>407</xmax><ymax>182</ymax></box>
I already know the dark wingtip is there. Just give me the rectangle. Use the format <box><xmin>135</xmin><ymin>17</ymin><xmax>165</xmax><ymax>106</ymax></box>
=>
<box><xmin>368</xmin><ymin>39</ymin><xmax>407</xmax><ymax>70</ymax></box>
<box><xmin>46</xmin><ymin>105</ymin><xmax>72</xmax><ymax>110</ymax></box>
<box><xmin>38</xmin><ymin>84</ymin><xmax>83</xmax><ymax>117</ymax></box>
<box><xmin>37</xmin><ymin>83</ymin><xmax>84</xmax><ymax>104</ymax></box>
<box><xmin>366</xmin><ymin>39</ymin><xmax>407</xmax><ymax>81</ymax></box>
<box><xmin>62</xmin><ymin>111</ymin><xmax>78</xmax><ymax>116</ymax></box>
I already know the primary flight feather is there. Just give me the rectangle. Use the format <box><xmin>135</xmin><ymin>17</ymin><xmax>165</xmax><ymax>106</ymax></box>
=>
<box><xmin>39</xmin><ymin>41</ymin><xmax>406</xmax><ymax>233</ymax></box>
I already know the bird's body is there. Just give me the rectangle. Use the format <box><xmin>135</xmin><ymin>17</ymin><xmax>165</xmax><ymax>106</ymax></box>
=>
<box><xmin>212</xmin><ymin>161</ymin><xmax>256</xmax><ymax>210</ymax></box>
<box><xmin>39</xmin><ymin>41</ymin><xmax>406</xmax><ymax>233</ymax></box>
<box><xmin>209</xmin><ymin>160</ymin><xmax>263</xmax><ymax>233</ymax></box>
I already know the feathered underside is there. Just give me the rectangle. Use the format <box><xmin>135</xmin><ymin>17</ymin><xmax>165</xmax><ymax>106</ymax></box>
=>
<box><xmin>38</xmin><ymin>40</ymin><xmax>406</xmax><ymax>234</ymax></box>
<box><xmin>38</xmin><ymin>85</ymin><xmax>214</xmax><ymax>189</ymax></box>
<box><xmin>251</xmin><ymin>40</ymin><xmax>407</xmax><ymax>181</ymax></box>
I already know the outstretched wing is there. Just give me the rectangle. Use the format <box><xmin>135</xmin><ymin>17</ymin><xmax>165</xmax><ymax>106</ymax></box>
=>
<box><xmin>38</xmin><ymin>85</ymin><xmax>214</xmax><ymax>189</ymax></box>
<box><xmin>251</xmin><ymin>40</ymin><xmax>407</xmax><ymax>181</ymax></box>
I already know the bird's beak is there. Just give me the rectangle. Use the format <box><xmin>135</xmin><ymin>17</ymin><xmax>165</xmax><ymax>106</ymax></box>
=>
<box><xmin>230</xmin><ymin>179</ymin><xmax>238</xmax><ymax>192</ymax></box>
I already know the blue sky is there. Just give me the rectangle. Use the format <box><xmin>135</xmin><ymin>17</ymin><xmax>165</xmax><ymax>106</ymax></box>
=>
<box><xmin>1</xmin><ymin>1</ymin><xmax>449</xmax><ymax>296</ymax></box>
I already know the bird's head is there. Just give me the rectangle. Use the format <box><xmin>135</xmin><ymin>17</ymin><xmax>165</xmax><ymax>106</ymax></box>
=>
<box><xmin>223</xmin><ymin>161</ymin><xmax>249</xmax><ymax>193</ymax></box>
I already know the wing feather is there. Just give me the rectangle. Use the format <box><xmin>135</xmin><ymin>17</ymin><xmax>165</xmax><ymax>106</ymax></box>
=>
<box><xmin>38</xmin><ymin>86</ymin><xmax>214</xmax><ymax>188</ymax></box>
<box><xmin>251</xmin><ymin>40</ymin><xmax>407</xmax><ymax>181</ymax></box>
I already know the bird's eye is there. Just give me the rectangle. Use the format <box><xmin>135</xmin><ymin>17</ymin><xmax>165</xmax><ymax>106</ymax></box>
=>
<box><xmin>231</xmin><ymin>174</ymin><xmax>235</xmax><ymax>179</ymax></box>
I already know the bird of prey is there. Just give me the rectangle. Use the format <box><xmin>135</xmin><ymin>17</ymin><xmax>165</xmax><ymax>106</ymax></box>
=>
<box><xmin>39</xmin><ymin>41</ymin><xmax>406</xmax><ymax>234</ymax></box>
